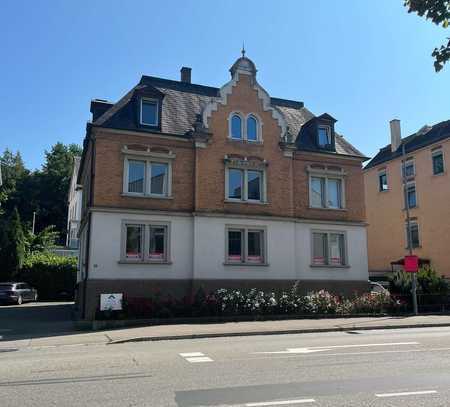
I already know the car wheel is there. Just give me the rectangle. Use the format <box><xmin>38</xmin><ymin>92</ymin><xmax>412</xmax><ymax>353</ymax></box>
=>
<box><xmin>17</xmin><ymin>295</ymin><xmax>23</xmax><ymax>305</ymax></box>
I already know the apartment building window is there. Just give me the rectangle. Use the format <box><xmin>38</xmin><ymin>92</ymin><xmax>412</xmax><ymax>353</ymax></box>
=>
<box><xmin>226</xmin><ymin>226</ymin><xmax>266</xmax><ymax>264</ymax></box>
<box><xmin>432</xmin><ymin>149</ymin><xmax>444</xmax><ymax>175</ymax></box>
<box><xmin>405</xmin><ymin>182</ymin><xmax>417</xmax><ymax>209</ymax></box>
<box><xmin>122</xmin><ymin>222</ymin><xmax>169</xmax><ymax>263</ymax></box>
<box><xmin>378</xmin><ymin>169</ymin><xmax>388</xmax><ymax>191</ymax></box>
<box><xmin>229</xmin><ymin>113</ymin><xmax>261</xmax><ymax>142</ymax></box>
<box><xmin>140</xmin><ymin>99</ymin><xmax>159</xmax><ymax>126</ymax></box>
<box><xmin>124</xmin><ymin>157</ymin><xmax>171</xmax><ymax>197</ymax></box>
<box><xmin>226</xmin><ymin>167</ymin><xmax>265</xmax><ymax>203</ymax></box>
<box><xmin>247</xmin><ymin>115</ymin><xmax>259</xmax><ymax>142</ymax></box>
<box><xmin>402</xmin><ymin>158</ymin><xmax>415</xmax><ymax>178</ymax></box>
<box><xmin>318</xmin><ymin>126</ymin><xmax>331</xmax><ymax>147</ymax></box>
<box><xmin>312</xmin><ymin>231</ymin><xmax>347</xmax><ymax>266</ymax></box>
<box><xmin>406</xmin><ymin>222</ymin><xmax>420</xmax><ymax>249</ymax></box>
<box><xmin>231</xmin><ymin>114</ymin><xmax>243</xmax><ymax>140</ymax></box>
<box><xmin>310</xmin><ymin>176</ymin><xmax>344</xmax><ymax>209</ymax></box>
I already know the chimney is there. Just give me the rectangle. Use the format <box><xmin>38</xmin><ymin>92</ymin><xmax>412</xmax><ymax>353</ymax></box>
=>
<box><xmin>390</xmin><ymin>119</ymin><xmax>402</xmax><ymax>152</ymax></box>
<box><xmin>180</xmin><ymin>67</ymin><xmax>191</xmax><ymax>83</ymax></box>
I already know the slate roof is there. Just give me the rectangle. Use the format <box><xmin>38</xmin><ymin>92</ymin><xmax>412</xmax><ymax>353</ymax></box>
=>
<box><xmin>364</xmin><ymin>120</ymin><xmax>450</xmax><ymax>170</ymax></box>
<box><xmin>93</xmin><ymin>75</ymin><xmax>365</xmax><ymax>158</ymax></box>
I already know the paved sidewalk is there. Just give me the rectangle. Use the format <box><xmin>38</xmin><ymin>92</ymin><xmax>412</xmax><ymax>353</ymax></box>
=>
<box><xmin>3</xmin><ymin>314</ymin><xmax>450</xmax><ymax>350</ymax></box>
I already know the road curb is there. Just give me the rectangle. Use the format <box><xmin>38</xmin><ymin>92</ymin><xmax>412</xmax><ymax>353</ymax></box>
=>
<box><xmin>107</xmin><ymin>322</ymin><xmax>450</xmax><ymax>344</ymax></box>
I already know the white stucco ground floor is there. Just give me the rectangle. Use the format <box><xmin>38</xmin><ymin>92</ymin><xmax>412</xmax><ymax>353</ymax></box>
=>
<box><xmin>76</xmin><ymin>208</ymin><xmax>369</xmax><ymax>319</ymax></box>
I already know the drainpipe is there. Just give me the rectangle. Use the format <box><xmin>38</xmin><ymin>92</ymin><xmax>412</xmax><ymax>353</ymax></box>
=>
<box><xmin>82</xmin><ymin>133</ymin><xmax>96</xmax><ymax>320</ymax></box>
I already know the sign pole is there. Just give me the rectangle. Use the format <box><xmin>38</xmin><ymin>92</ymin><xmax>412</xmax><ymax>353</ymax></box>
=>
<box><xmin>402</xmin><ymin>143</ymin><xmax>418</xmax><ymax>315</ymax></box>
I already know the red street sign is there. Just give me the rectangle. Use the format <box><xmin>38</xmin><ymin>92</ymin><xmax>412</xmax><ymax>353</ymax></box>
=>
<box><xmin>404</xmin><ymin>255</ymin><xmax>419</xmax><ymax>273</ymax></box>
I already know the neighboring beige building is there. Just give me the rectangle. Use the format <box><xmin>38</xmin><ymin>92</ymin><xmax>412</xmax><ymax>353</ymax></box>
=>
<box><xmin>364</xmin><ymin>119</ymin><xmax>450</xmax><ymax>278</ymax></box>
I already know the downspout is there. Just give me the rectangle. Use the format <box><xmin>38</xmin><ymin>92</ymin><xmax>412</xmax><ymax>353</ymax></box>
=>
<box><xmin>82</xmin><ymin>132</ymin><xmax>96</xmax><ymax>320</ymax></box>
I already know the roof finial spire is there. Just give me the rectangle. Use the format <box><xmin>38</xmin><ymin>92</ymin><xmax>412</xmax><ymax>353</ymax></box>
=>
<box><xmin>241</xmin><ymin>42</ymin><xmax>246</xmax><ymax>58</ymax></box>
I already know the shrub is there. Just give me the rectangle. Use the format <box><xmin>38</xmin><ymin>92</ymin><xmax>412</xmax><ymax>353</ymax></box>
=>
<box><xmin>19</xmin><ymin>251</ymin><xmax>77</xmax><ymax>300</ymax></box>
<box><xmin>389</xmin><ymin>266</ymin><xmax>449</xmax><ymax>295</ymax></box>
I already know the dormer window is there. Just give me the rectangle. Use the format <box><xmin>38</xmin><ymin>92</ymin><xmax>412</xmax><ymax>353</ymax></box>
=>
<box><xmin>140</xmin><ymin>98</ymin><xmax>159</xmax><ymax>126</ymax></box>
<box><xmin>318</xmin><ymin>126</ymin><xmax>331</xmax><ymax>147</ymax></box>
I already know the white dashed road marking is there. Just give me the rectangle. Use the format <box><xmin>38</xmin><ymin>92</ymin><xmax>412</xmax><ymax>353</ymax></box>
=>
<box><xmin>375</xmin><ymin>390</ymin><xmax>438</xmax><ymax>398</ymax></box>
<box><xmin>179</xmin><ymin>352</ymin><xmax>213</xmax><ymax>363</ymax></box>
<box><xmin>245</xmin><ymin>398</ymin><xmax>316</xmax><ymax>406</ymax></box>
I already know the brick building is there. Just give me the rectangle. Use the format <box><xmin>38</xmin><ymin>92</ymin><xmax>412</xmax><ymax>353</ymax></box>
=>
<box><xmin>76</xmin><ymin>54</ymin><xmax>369</xmax><ymax>319</ymax></box>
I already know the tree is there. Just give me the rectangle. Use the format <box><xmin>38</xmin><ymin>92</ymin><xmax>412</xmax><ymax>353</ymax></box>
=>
<box><xmin>405</xmin><ymin>0</ymin><xmax>450</xmax><ymax>72</ymax></box>
<box><xmin>0</xmin><ymin>149</ymin><xmax>27</xmax><ymax>209</ymax></box>
<box><xmin>38</xmin><ymin>143</ymin><xmax>82</xmax><ymax>243</ymax></box>
<box><xmin>0</xmin><ymin>208</ymin><xmax>25</xmax><ymax>280</ymax></box>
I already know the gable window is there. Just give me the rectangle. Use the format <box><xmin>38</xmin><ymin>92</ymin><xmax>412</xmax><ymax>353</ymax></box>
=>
<box><xmin>310</xmin><ymin>175</ymin><xmax>344</xmax><ymax>209</ymax></box>
<box><xmin>124</xmin><ymin>156</ymin><xmax>171</xmax><ymax>198</ymax></box>
<box><xmin>378</xmin><ymin>170</ymin><xmax>388</xmax><ymax>191</ymax></box>
<box><xmin>246</xmin><ymin>115</ymin><xmax>258</xmax><ymax>142</ymax></box>
<box><xmin>231</xmin><ymin>114</ymin><xmax>242</xmax><ymax>140</ymax></box>
<box><xmin>405</xmin><ymin>182</ymin><xmax>417</xmax><ymax>209</ymax></box>
<box><xmin>406</xmin><ymin>222</ymin><xmax>420</xmax><ymax>249</ymax></box>
<box><xmin>432</xmin><ymin>149</ymin><xmax>444</xmax><ymax>175</ymax></box>
<box><xmin>318</xmin><ymin>126</ymin><xmax>331</xmax><ymax>147</ymax></box>
<box><xmin>402</xmin><ymin>159</ymin><xmax>415</xmax><ymax>178</ymax></box>
<box><xmin>122</xmin><ymin>222</ymin><xmax>169</xmax><ymax>263</ymax></box>
<box><xmin>312</xmin><ymin>231</ymin><xmax>347</xmax><ymax>266</ymax></box>
<box><xmin>226</xmin><ymin>226</ymin><xmax>266</xmax><ymax>265</ymax></box>
<box><xmin>140</xmin><ymin>99</ymin><xmax>159</xmax><ymax>126</ymax></box>
<box><xmin>226</xmin><ymin>167</ymin><xmax>265</xmax><ymax>203</ymax></box>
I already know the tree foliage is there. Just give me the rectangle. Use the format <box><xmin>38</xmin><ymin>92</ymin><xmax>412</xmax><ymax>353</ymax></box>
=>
<box><xmin>405</xmin><ymin>0</ymin><xmax>450</xmax><ymax>71</ymax></box>
<box><xmin>0</xmin><ymin>208</ymin><xmax>25</xmax><ymax>280</ymax></box>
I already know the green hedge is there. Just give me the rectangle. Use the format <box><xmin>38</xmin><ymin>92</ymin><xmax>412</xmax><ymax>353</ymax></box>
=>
<box><xmin>19</xmin><ymin>252</ymin><xmax>77</xmax><ymax>300</ymax></box>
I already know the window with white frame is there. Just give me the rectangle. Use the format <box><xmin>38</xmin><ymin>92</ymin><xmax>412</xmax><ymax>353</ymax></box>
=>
<box><xmin>124</xmin><ymin>157</ymin><xmax>171</xmax><ymax>197</ymax></box>
<box><xmin>378</xmin><ymin>169</ymin><xmax>388</xmax><ymax>191</ymax></box>
<box><xmin>432</xmin><ymin>149</ymin><xmax>444</xmax><ymax>175</ymax></box>
<box><xmin>310</xmin><ymin>175</ymin><xmax>344</xmax><ymax>209</ymax></box>
<box><xmin>226</xmin><ymin>226</ymin><xmax>266</xmax><ymax>264</ymax></box>
<box><xmin>230</xmin><ymin>114</ymin><xmax>243</xmax><ymax>140</ymax></box>
<box><xmin>229</xmin><ymin>112</ymin><xmax>261</xmax><ymax>142</ymax></box>
<box><xmin>226</xmin><ymin>167</ymin><xmax>265</xmax><ymax>202</ymax></box>
<box><xmin>406</xmin><ymin>221</ymin><xmax>420</xmax><ymax>249</ymax></box>
<box><xmin>402</xmin><ymin>158</ymin><xmax>415</xmax><ymax>178</ymax></box>
<box><xmin>122</xmin><ymin>222</ymin><xmax>169</xmax><ymax>262</ymax></box>
<box><xmin>140</xmin><ymin>99</ymin><xmax>159</xmax><ymax>126</ymax></box>
<box><xmin>404</xmin><ymin>181</ymin><xmax>417</xmax><ymax>209</ymax></box>
<box><xmin>312</xmin><ymin>231</ymin><xmax>347</xmax><ymax>266</ymax></box>
<box><xmin>246</xmin><ymin>115</ymin><xmax>259</xmax><ymax>142</ymax></box>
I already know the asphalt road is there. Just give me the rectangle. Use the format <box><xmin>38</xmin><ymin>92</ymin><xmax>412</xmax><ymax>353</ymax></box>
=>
<box><xmin>2</xmin><ymin>326</ymin><xmax>450</xmax><ymax>406</ymax></box>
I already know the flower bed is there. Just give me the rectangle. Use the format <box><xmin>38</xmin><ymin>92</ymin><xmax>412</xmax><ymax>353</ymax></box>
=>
<box><xmin>96</xmin><ymin>282</ymin><xmax>401</xmax><ymax>320</ymax></box>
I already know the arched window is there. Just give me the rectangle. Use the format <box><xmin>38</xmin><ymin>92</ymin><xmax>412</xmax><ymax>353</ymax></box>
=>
<box><xmin>231</xmin><ymin>114</ymin><xmax>242</xmax><ymax>140</ymax></box>
<box><xmin>247</xmin><ymin>115</ymin><xmax>258</xmax><ymax>141</ymax></box>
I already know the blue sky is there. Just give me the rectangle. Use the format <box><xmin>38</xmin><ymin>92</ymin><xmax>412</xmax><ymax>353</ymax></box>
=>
<box><xmin>1</xmin><ymin>0</ymin><xmax>449</xmax><ymax>169</ymax></box>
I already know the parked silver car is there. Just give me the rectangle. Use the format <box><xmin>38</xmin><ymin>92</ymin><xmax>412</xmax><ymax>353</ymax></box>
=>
<box><xmin>0</xmin><ymin>282</ymin><xmax>38</xmax><ymax>305</ymax></box>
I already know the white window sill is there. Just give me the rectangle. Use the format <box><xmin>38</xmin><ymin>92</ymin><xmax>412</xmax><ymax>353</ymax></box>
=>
<box><xmin>378</xmin><ymin>189</ymin><xmax>389</xmax><ymax>193</ymax></box>
<box><xmin>118</xmin><ymin>260</ymin><xmax>172</xmax><ymax>265</ymax></box>
<box><xmin>223</xmin><ymin>262</ymin><xmax>270</xmax><ymax>267</ymax></box>
<box><xmin>308</xmin><ymin>206</ymin><xmax>347</xmax><ymax>211</ymax></box>
<box><xmin>225</xmin><ymin>199</ymin><xmax>269</xmax><ymax>205</ymax></box>
<box><xmin>227</xmin><ymin>138</ymin><xmax>263</xmax><ymax>145</ymax></box>
<box><xmin>121</xmin><ymin>193</ymin><xmax>173</xmax><ymax>200</ymax></box>
<box><xmin>310</xmin><ymin>264</ymin><xmax>350</xmax><ymax>269</ymax></box>
<box><xmin>432</xmin><ymin>171</ymin><xmax>446</xmax><ymax>176</ymax></box>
